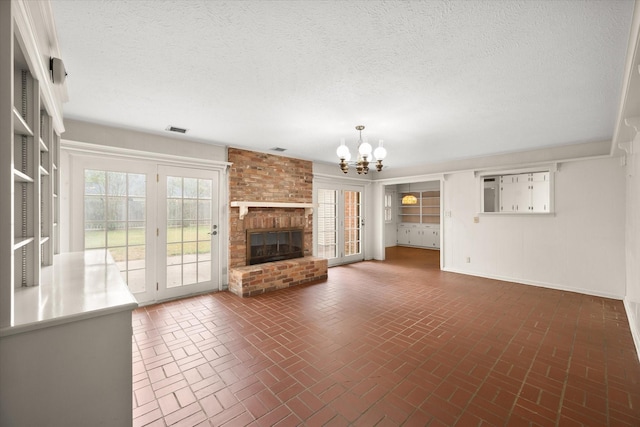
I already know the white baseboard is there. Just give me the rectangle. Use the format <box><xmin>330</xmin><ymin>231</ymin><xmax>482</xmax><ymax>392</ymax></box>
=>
<box><xmin>441</xmin><ymin>267</ymin><xmax>624</xmax><ymax>300</ymax></box>
<box><xmin>624</xmin><ymin>299</ymin><xmax>640</xmax><ymax>363</ymax></box>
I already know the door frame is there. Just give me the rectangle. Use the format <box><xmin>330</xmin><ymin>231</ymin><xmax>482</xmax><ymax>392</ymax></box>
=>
<box><xmin>63</xmin><ymin>141</ymin><xmax>230</xmax><ymax>305</ymax></box>
<box><xmin>156</xmin><ymin>165</ymin><xmax>221</xmax><ymax>301</ymax></box>
<box><xmin>375</xmin><ymin>174</ymin><xmax>445</xmax><ymax>269</ymax></box>
<box><xmin>314</xmin><ymin>177</ymin><xmax>367</xmax><ymax>267</ymax></box>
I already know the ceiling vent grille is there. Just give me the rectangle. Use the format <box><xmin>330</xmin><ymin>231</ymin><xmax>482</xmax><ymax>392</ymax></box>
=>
<box><xmin>166</xmin><ymin>126</ymin><xmax>188</xmax><ymax>134</ymax></box>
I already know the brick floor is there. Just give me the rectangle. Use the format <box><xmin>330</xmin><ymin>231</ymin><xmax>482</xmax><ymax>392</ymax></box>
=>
<box><xmin>132</xmin><ymin>247</ymin><xmax>640</xmax><ymax>426</ymax></box>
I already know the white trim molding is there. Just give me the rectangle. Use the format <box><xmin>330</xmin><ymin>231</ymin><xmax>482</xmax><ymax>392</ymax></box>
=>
<box><xmin>473</xmin><ymin>162</ymin><xmax>559</xmax><ymax>178</ymax></box>
<box><xmin>62</xmin><ymin>139</ymin><xmax>231</xmax><ymax>171</ymax></box>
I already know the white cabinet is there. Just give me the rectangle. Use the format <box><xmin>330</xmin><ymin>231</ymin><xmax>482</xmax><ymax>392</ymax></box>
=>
<box><xmin>499</xmin><ymin>172</ymin><xmax>550</xmax><ymax>213</ymax></box>
<box><xmin>0</xmin><ymin>251</ymin><xmax>138</xmax><ymax>427</ymax></box>
<box><xmin>422</xmin><ymin>226</ymin><xmax>440</xmax><ymax>248</ymax></box>
<box><xmin>397</xmin><ymin>224</ymin><xmax>412</xmax><ymax>245</ymax></box>
<box><xmin>530</xmin><ymin>172</ymin><xmax>550</xmax><ymax>212</ymax></box>
<box><xmin>397</xmin><ymin>224</ymin><xmax>440</xmax><ymax>249</ymax></box>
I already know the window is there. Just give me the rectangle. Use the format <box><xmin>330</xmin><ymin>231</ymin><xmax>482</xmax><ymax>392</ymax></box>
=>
<box><xmin>481</xmin><ymin>170</ymin><xmax>552</xmax><ymax>213</ymax></box>
<box><xmin>316</xmin><ymin>186</ymin><xmax>364</xmax><ymax>265</ymax></box>
<box><xmin>317</xmin><ymin>189</ymin><xmax>337</xmax><ymax>259</ymax></box>
<box><xmin>343</xmin><ymin>190</ymin><xmax>361</xmax><ymax>256</ymax></box>
<box><xmin>84</xmin><ymin>170</ymin><xmax>147</xmax><ymax>292</ymax></box>
<box><xmin>384</xmin><ymin>192</ymin><xmax>393</xmax><ymax>223</ymax></box>
<box><xmin>165</xmin><ymin>175</ymin><xmax>212</xmax><ymax>288</ymax></box>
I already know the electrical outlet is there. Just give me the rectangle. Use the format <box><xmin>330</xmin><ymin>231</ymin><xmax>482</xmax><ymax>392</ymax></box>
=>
<box><xmin>466</xmin><ymin>257</ymin><xmax>471</xmax><ymax>263</ymax></box>
<box><xmin>445</xmin><ymin>211</ymin><xmax>452</xmax><ymax>218</ymax></box>
<box><xmin>473</xmin><ymin>216</ymin><xmax>479</xmax><ymax>223</ymax></box>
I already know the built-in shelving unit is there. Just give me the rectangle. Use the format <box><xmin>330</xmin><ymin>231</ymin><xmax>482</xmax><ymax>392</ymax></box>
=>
<box><xmin>1</xmin><ymin>0</ymin><xmax>64</xmax><ymax>328</ymax></box>
<box><xmin>396</xmin><ymin>184</ymin><xmax>441</xmax><ymax>249</ymax></box>
<box><xmin>1</xmin><ymin>4</ymin><xmax>139</xmax><ymax>426</ymax></box>
<box><xmin>398</xmin><ymin>190</ymin><xmax>440</xmax><ymax>224</ymax></box>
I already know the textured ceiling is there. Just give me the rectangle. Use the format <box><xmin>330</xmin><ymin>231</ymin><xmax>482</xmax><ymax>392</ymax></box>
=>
<box><xmin>51</xmin><ymin>0</ymin><xmax>634</xmax><ymax>169</ymax></box>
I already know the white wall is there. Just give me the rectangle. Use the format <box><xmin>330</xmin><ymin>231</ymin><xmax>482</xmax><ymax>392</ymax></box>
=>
<box><xmin>442</xmin><ymin>156</ymin><xmax>626</xmax><ymax>298</ymax></box>
<box><xmin>63</xmin><ymin>119</ymin><xmax>227</xmax><ymax>161</ymax></box>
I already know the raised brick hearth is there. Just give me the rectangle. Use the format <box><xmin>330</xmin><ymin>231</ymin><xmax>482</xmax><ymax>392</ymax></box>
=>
<box><xmin>228</xmin><ymin>256</ymin><xmax>328</xmax><ymax>297</ymax></box>
<box><xmin>228</xmin><ymin>148</ymin><xmax>327</xmax><ymax>296</ymax></box>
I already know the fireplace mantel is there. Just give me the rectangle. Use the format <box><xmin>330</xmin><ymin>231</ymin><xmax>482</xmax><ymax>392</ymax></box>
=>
<box><xmin>230</xmin><ymin>201</ymin><xmax>317</xmax><ymax>220</ymax></box>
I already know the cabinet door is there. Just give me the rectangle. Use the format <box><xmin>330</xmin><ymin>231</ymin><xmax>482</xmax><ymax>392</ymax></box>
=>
<box><xmin>431</xmin><ymin>229</ymin><xmax>440</xmax><ymax>248</ymax></box>
<box><xmin>413</xmin><ymin>228</ymin><xmax>425</xmax><ymax>247</ymax></box>
<box><xmin>499</xmin><ymin>176</ymin><xmax>517</xmax><ymax>212</ymax></box>
<box><xmin>407</xmin><ymin>226</ymin><xmax>418</xmax><ymax>245</ymax></box>
<box><xmin>397</xmin><ymin>226</ymin><xmax>410</xmax><ymax>245</ymax></box>
<box><xmin>500</xmin><ymin>174</ymin><xmax>529</xmax><ymax>212</ymax></box>
<box><xmin>530</xmin><ymin>172</ymin><xmax>550</xmax><ymax>212</ymax></box>
<box><xmin>423</xmin><ymin>228</ymin><xmax>439</xmax><ymax>248</ymax></box>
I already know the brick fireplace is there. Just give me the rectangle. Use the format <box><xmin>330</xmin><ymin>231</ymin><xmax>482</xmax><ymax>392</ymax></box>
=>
<box><xmin>227</xmin><ymin>148</ymin><xmax>328</xmax><ymax>297</ymax></box>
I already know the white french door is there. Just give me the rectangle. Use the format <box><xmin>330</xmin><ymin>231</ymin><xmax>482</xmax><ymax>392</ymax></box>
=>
<box><xmin>317</xmin><ymin>186</ymin><xmax>364</xmax><ymax>266</ymax></box>
<box><xmin>156</xmin><ymin>165</ymin><xmax>220</xmax><ymax>301</ymax></box>
<box><xmin>75</xmin><ymin>157</ymin><xmax>221</xmax><ymax>304</ymax></box>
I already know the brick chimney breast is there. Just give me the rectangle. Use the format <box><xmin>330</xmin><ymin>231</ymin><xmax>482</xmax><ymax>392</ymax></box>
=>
<box><xmin>228</xmin><ymin>148</ymin><xmax>313</xmax><ymax>269</ymax></box>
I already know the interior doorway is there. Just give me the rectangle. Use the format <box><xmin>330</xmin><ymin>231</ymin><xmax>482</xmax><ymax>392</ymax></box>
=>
<box><xmin>384</xmin><ymin>179</ymin><xmax>443</xmax><ymax>268</ymax></box>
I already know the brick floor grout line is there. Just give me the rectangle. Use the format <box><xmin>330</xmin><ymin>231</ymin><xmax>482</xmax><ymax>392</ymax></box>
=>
<box><xmin>142</xmin><ymin>302</ymin><xmax>222</xmax><ymax>427</ymax></box>
<box><xmin>505</xmin><ymin>296</ymin><xmax>572</xmax><ymax>427</ymax></box>
<box><xmin>447</xmin><ymin>302</ymin><xmax>541</xmax><ymax>427</ymax></box>
<box><xmin>387</xmin><ymin>296</ymin><xmax>497</xmax><ymax>426</ymax></box>
<box><xmin>552</xmin><ymin>295</ymin><xmax>582</xmax><ymax>427</ymax></box>
<box><xmin>602</xmin><ymin>298</ymin><xmax>611</xmax><ymax>427</ymax></box>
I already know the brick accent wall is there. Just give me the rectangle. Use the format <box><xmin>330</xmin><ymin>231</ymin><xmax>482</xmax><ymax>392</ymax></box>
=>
<box><xmin>228</xmin><ymin>148</ymin><xmax>314</xmax><ymax>268</ymax></box>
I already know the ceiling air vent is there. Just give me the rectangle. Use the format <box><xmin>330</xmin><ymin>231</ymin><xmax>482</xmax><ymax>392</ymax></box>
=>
<box><xmin>270</xmin><ymin>147</ymin><xmax>287</xmax><ymax>152</ymax></box>
<box><xmin>166</xmin><ymin>125</ymin><xmax>188</xmax><ymax>134</ymax></box>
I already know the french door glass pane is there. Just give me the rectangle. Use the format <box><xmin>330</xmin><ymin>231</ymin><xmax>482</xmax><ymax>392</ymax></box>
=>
<box><xmin>166</xmin><ymin>176</ymin><xmax>213</xmax><ymax>288</ymax></box>
<box><xmin>84</xmin><ymin>170</ymin><xmax>147</xmax><ymax>293</ymax></box>
<box><xmin>317</xmin><ymin>189</ymin><xmax>337</xmax><ymax>259</ymax></box>
<box><xmin>344</xmin><ymin>190</ymin><xmax>361</xmax><ymax>256</ymax></box>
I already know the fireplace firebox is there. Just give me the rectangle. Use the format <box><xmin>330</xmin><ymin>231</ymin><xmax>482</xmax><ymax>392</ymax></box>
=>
<box><xmin>246</xmin><ymin>228</ymin><xmax>304</xmax><ymax>265</ymax></box>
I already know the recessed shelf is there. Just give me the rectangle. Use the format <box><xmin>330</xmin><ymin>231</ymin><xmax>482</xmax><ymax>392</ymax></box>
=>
<box><xmin>12</xmin><ymin>107</ymin><xmax>33</xmax><ymax>136</ymax></box>
<box><xmin>39</xmin><ymin>166</ymin><xmax>49</xmax><ymax>176</ymax></box>
<box><xmin>39</xmin><ymin>138</ymin><xmax>48</xmax><ymax>152</ymax></box>
<box><xmin>13</xmin><ymin>169</ymin><xmax>33</xmax><ymax>182</ymax></box>
<box><xmin>399</xmin><ymin>190</ymin><xmax>441</xmax><ymax>225</ymax></box>
<box><xmin>40</xmin><ymin>236</ymin><xmax>50</xmax><ymax>244</ymax></box>
<box><xmin>13</xmin><ymin>237</ymin><xmax>35</xmax><ymax>250</ymax></box>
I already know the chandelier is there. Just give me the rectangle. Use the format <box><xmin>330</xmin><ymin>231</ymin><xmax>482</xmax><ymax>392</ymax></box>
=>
<box><xmin>336</xmin><ymin>125</ymin><xmax>387</xmax><ymax>174</ymax></box>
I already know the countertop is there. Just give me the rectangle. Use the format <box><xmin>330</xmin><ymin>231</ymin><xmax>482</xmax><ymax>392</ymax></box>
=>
<box><xmin>1</xmin><ymin>250</ymin><xmax>138</xmax><ymax>337</ymax></box>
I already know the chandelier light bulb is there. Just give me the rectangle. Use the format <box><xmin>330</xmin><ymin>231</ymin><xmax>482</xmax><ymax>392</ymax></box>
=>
<box><xmin>358</xmin><ymin>140</ymin><xmax>372</xmax><ymax>158</ymax></box>
<box><xmin>336</xmin><ymin>138</ymin><xmax>351</xmax><ymax>160</ymax></box>
<box><xmin>374</xmin><ymin>139</ymin><xmax>387</xmax><ymax>160</ymax></box>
